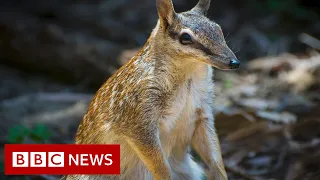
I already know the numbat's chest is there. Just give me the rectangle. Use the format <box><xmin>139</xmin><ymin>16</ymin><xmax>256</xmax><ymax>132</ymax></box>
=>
<box><xmin>159</xmin><ymin>67</ymin><xmax>214</xmax><ymax>134</ymax></box>
<box><xmin>159</xmin><ymin>70</ymin><xmax>214</xmax><ymax>157</ymax></box>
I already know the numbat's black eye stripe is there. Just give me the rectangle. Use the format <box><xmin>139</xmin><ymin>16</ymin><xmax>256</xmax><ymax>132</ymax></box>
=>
<box><xmin>168</xmin><ymin>30</ymin><xmax>215</xmax><ymax>56</ymax></box>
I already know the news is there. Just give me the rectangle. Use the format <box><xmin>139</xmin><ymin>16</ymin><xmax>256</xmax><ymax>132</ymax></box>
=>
<box><xmin>69</xmin><ymin>154</ymin><xmax>113</xmax><ymax>166</ymax></box>
<box><xmin>5</xmin><ymin>144</ymin><xmax>120</xmax><ymax>175</ymax></box>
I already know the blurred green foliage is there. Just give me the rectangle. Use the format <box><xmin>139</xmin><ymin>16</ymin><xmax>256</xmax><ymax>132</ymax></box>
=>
<box><xmin>0</xmin><ymin>161</ymin><xmax>3</xmax><ymax>173</ymax></box>
<box><xmin>266</xmin><ymin>0</ymin><xmax>311</xmax><ymax>18</ymax></box>
<box><xmin>7</xmin><ymin>124</ymin><xmax>52</xmax><ymax>144</ymax></box>
<box><xmin>1</xmin><ymin>124</ymin><xmax>52</xmax><ymax>176</ymax></box>
<box><xmin>250</xmin><ymin>0</ymin><xmax>316</xmax><ymax>19</ymax></box>
<box><xmin>224</xmin><ymin>79</ymin><xmax>233</xmax><ymax>89</ymax></box>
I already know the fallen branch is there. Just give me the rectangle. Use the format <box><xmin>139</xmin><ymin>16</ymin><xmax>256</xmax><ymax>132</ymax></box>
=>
<box><xmin>1</xmin><ymin>92</ymin><xmax>93</xmax><ymax>107</ymax></box>
<box><xmin>225</xmin><ymin>165</ymin><xmax>264</xmax><ymax>180</ymax></box>
<box><xmin>299</xmin><ymin>33</ymin><xmax>320</xmax><ymax>50</ymax></box>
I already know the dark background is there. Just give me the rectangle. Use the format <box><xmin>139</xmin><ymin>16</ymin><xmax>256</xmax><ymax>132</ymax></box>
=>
<box><xmin>0</xmin><ymin>0</ymin><xmax>319</xmax><ymax>179</ymax></box>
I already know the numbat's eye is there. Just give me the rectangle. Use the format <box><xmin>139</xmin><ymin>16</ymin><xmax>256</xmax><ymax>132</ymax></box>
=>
<box><xmin>179</xmin><ymin>33</ymin><xmax>193</xmax><ymax>45</ymax></box>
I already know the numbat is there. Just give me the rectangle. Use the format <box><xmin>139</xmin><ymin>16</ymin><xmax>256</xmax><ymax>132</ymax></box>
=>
<box><xmin>65</xmin><ymin>0</ymin><xmax>239</xmax><ymax>179</ymax></box>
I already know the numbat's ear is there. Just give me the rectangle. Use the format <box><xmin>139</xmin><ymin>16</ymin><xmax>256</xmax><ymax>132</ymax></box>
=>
<box><xmin>191</xmin><ymin>0</ymin><xmax>211</xmax><ymax>15</ymax></box>
<box><xmin>156</xmin><ymin>0</ymin><xmax>177</xmax><ymax>28</ymax></box>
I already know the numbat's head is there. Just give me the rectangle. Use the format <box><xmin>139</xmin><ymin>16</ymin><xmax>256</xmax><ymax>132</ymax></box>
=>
<box><xmin>154</xmin><ymin>0</ymin><xmax>240</xmax><ymax>70</ymax></box>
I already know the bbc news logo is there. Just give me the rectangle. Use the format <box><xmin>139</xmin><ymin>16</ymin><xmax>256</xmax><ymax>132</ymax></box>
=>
<box><xmin>11</xmin><ymin>152</ymin><xmax>112</xmax><ymax>168</ymax></box>
<box><xmin>5</xmin><ymin>144</ymin><xmax>120</xmax><ymax>175</ymax></box>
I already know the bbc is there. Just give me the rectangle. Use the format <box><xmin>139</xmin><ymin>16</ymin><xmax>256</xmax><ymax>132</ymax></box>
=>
<box><xmin>12</xmin><ymin>152</ymin><xmax>64</xmax><ymax>167</ymax></box>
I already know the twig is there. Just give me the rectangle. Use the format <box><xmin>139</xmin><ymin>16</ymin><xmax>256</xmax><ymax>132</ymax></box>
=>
<box><xmin>225</xmin><ymin>165</ymin><xmax>264</xmax><ymax>180</ymax></box>
<box><xmin>22</xmin><ymin>100</ymin><xmax>88</xmax><ymax>125</ymax></box>
<box><xmin>1</xmin><ymin>92</ymin><xmax>93</xmax><ymax>107</ymax></box>
<box><xmin>226</xmin><ymin>122</ymin><xmax>267</xmax><ymax>141</ymax></box>
<box><xmin>299</xmin><ymin>33</ymin><xmax>320</xmax><ymax>50</ymax></box>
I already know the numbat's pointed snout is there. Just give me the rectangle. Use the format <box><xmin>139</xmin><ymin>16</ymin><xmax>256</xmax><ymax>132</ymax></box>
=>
<box><xmin>229</xmin><ymin>58</ymin><xmax>240</xmax><ymax>69</ymax></box>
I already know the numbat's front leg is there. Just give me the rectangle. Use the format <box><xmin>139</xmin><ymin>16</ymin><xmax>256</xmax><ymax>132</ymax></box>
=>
<box><xmin>126</xmin><ymin>128</ymin><xmax>172</xmax><ymax>180</ymax></box>
<box><xmin>192</xmin><ymin>108</ymin><xmax>227</xmax><ymax>180</ymax></box>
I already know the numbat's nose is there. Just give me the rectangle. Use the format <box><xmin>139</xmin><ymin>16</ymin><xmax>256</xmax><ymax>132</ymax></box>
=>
<box><xmin>229</xmin><ymin>58</ymin><xmax>240</xmax><ymax>69</ymax></box>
